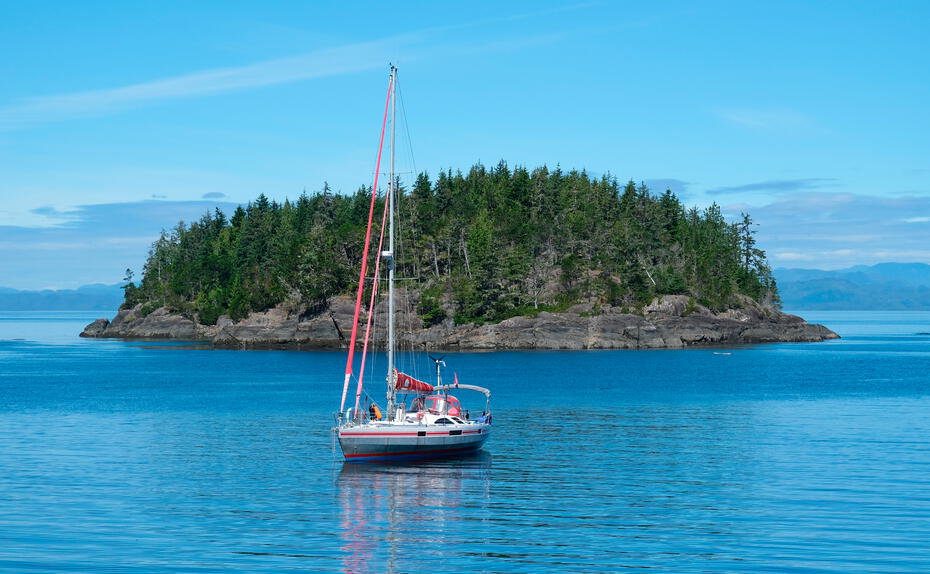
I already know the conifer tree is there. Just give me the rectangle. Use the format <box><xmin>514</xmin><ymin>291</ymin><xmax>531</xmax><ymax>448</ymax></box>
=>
<box><xmin>123</xmin><ymin>162</ymin><xmax>779</xmax><ymax>324</ymax></box>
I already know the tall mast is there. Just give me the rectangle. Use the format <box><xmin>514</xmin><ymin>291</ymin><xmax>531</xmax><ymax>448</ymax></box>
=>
<box><xmin>385</xmin><ymin>65</ymin><xmax>398</xmax><ymax>419</ymax></box>
<box><xmin>339</xmin><ymin>65</ymin><xmax>393</xmax><ymax>417</ymax></box>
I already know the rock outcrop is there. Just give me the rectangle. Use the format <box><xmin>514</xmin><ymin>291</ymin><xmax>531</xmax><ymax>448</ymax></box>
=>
<box><xmin>80</xmin><ymin>306</ymin><xmax>198</xmax><ymax>339</ymax></box>
<box><xmin>81</xmin><ymin>294</ymin><xmax>839</xmax><ymax>349</ymax></box>
<box><xmin>80</xmin><ymin>318</ymin><xmax>110</xmax><ymax>337</ymax></box>
<box><xmin>401</xmin><ymin>295</ymin><xmax>836</xmax><ymax>350</ymax></box>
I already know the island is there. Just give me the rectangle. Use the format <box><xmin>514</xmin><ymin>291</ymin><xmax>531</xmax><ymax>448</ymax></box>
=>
<box><xmin>82</xmin><ymin>293</ymin><xmax>836</xmax><ymax>349</ymax></box>
<box><xmin>81</xmin><ymin>162</ymin><xmax>838</xmax><ymax>348</ymax></box>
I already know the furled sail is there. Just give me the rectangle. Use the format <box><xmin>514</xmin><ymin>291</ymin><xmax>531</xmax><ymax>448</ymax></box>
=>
<box><xmin>395</xmin><ymin>371</ymin><xmax>434</xmax><ymax>393</ymax></box>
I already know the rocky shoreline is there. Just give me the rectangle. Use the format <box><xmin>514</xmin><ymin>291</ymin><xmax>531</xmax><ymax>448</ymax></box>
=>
<box><xmin>80</xmin><ymin>294</ymin><xmax>839</xmax><ymax>350</ymax></box>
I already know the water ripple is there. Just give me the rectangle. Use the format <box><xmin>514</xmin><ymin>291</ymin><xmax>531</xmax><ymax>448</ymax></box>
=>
<box><xmin>1</xmin><ymin>312</ymin><xmax>930</xmax><ymax>572</ymax></box>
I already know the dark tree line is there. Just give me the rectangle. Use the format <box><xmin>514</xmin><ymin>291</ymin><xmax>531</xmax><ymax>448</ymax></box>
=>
<box><xmin>122</xmin><ymin>161</ymin><xmax>778</xmax><ymax>325</ymax></box>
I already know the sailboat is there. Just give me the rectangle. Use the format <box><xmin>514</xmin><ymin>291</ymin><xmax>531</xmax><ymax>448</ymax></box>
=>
<box><xmin>334</xmin><ymin>66</ymin><xmax>492</xmax><ymax>463</ymax></box>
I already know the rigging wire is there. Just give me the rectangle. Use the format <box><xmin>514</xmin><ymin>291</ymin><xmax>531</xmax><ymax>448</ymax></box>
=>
<box><xmin>395</xmin><ymin>75</ymin><xmax>418</xmax><ymax>179</ymax></box>
<box><xmin>347</xmin><ymin>69</ymin><xmax>433</xmax><ymax>412</ymax></box>
<box><xmin>339</xmin><ymin>72</ymin><xmax>393</xmax><ymax>414</ymax></box>
<box><xmin>391</xmin><ymin>73</ymin><xmax>426</xmax><ymax>383</ymax></box>
<box><xmin>353</xmin><ymin>188</ymin><xmax>391</xmax><ymax>413</ymax></box>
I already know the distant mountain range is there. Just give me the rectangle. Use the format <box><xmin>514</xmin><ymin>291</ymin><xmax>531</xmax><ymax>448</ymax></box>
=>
<box><xmin>0</xmin><ymin>284</ymin><xmax>124</xmax><ymax>311</ymax></box>
<box><xmin>775</xmin><ymin>262</ymin><xmax>930</xmax><ymax>310</ymax></box>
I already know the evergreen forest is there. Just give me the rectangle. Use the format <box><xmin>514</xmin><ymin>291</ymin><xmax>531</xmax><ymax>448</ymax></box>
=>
<box><xmin>122</xmin><ymin>162</ymin><xmax>778</xmax><ymax>326</ymax></box>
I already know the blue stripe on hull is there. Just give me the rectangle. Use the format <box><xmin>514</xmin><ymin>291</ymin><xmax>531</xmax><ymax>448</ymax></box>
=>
<box><xmin>342</xmin><ymin>443</ymin><xmax>485</xmax><ymax>463</ymax></box>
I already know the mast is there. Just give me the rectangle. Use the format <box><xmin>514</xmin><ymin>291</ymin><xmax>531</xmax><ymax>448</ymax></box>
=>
<box><xmin>385</xmin><ymin>65</ymin><xmax>398</xmax><ymax>420</ymax></box>
<box><xmin>339</xmin><ymin>67</ymin><xmax>393</xmax><ymax>418</ymax></box>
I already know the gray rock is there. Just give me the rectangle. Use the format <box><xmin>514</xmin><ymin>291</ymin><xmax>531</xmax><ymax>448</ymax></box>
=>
<box><xmin>644</xmin><ymin>294</ymin><xmax>691</xmax><ymax>317</ymax></box>
<box><xmin>79</xmin><ymin>318</ymin><xmax>110</xmax><ymax>337</ymax></box>
<box><xmin>80</xmin><ymin>294</ymin><xmax>840</xmax><ymax>349</ymax></box>
<box><xmin>81</xmin><ymin>305</ymin><xmax>199</xmax><ymax>339</ymax></box>
<box><xmin>214</xmin><ymin>306</ymin><xmax>298</xmax><ymax>346</ymax></box>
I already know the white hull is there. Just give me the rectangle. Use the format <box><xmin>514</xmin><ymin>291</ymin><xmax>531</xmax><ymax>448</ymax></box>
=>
<box><xmin>334</xmin><ymin>68</ymin><xmax>493</xmax><ymax>464</ymax></box>
<box><xmin>338</xmin><ymin>421</ymin><xmax>490</xmax><ymax>462</ymax></box>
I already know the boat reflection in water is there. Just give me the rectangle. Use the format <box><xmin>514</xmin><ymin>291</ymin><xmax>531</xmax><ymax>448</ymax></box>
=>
<box><xmin>336</xmin><ymin>451</ymin><xmax>492</xmax><ymax>573</ymax></box>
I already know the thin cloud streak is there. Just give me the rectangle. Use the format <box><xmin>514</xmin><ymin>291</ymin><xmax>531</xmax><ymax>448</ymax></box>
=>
<box><xmin>714</xmin><ymin>107</ymin><xmax>816</xmax><ymax>132</ymax></box>
<box><xmin>708</xmin><ymin>178</ymin><xmax>838</xmax><ymax>195</ymax></box>
<box><xmin>0</xmin><ymin>199</ymin><xmax>239</xmax><ymax>289</ymax></box>
<box><xmin>0</xmin><ymin>237</ymin><xmax>153</xmax><ymax>251</ymax></box>
<box><xmin>0</xmin><ymin>6</ymin><xmax>586</xmax><ymax>133</ymax></box>
<box><xmin>0</xmin><ymin>40</ymin><xmax>396</xmax><ymax>131</ymax></box>
<box><xmin>743</xmin><ymin>191</ymin><xmax>930</xmax><ymax>269</ymax></box>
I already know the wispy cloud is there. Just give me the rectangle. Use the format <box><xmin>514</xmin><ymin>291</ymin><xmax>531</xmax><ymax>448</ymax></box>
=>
<box><xmin>773</xmin><ymin>252</ymin><xmax>817</xmax><ymax>262</ymax></box>
<box><xmin>744</xmin><ymin>192</ymin><xmax>930</xmax><ymax>269</ymax></box>
<box><xmin>771</xmin><ymin>248</ymin><xmax>930</xmax><ymax>268</ymax></box>
<box><xmin>0</xmin><ymin>4</ymin><xmax>588</xmax><ymax>133</ymax></box>
<box><xmin>30</xmin><ymin>205</ymin><xmax>74</xmax><ymax>219</ymax></box>
<box><xmin>0</xmin><ymin>199</ymin><xmax>238</xmax><ymax>289</ymax></box>
<box><xmin>0</xmin><ymin>39</ymin><xmax>398</xmax><ymax>131</ymax></box>
<box><xmin>202</xmin><ymin>192</ymin><xmax>226</xmax><ymax>199</ymax></box>
<box><xmin>0</xmin><ymin>236</ymin><xmax>154</xmax><ymax>252</ymax></box>
<box><xmin>714</xmin><ymin>108</ymin><xmax>816</xmax><ymax>132</ymax></box>
<box><xmin>708</xmin><ymin>178</ymin><xmax>838</xmax><ymax>195</ymax></box>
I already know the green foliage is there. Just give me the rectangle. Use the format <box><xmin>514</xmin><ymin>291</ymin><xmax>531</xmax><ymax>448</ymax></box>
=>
<box><xmin>120</xmin><ymin>268</ymin><xmax>144</xmax><ymax>309</ymax></box>
<box><xmin>123</xmin><ymin>162</ymin><xmax>779</xmax><ymax>324</ymax></box>
<box><xmin>195</xmin><ymin>287</ymin><xmax>226</xmax><ymax>326</ymax></box>
<box><xmin>227</xmin><ymin>278</ymin><xmax>251</xmax><ymax>321</ymax></box>
<box><xmin>417</xmin><ymin>287</ymin><xmax>447</xmax><ymax>328</ymax></box>
<box><xmin>653</xmin><ymin>267</ymin><xmax>688</xmax><ymax>295</ymax></box>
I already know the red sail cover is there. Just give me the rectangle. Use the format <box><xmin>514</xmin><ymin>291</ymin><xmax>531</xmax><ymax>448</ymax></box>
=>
<box><xmin>395</xmin><ymin>372</ymin><xmax>434</xmax><ymax>393</ymax></box>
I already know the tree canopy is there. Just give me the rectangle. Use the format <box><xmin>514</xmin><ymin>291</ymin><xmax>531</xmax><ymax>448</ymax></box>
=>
<box><xmin>123</xmin><ymin>162</ymin><xmax>778</xmax><ymax>325</ymax></box>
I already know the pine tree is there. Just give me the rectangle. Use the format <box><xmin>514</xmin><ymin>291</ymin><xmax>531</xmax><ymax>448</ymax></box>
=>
<box><xmin>122</xmin><ymin>162</ymin><xmax>779</xmax><ymax>324</ymax></box>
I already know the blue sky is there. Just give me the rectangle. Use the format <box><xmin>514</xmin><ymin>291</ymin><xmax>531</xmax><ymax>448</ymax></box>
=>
<box><xmin>1</xmin><ymin>1</ymin><xmax>928</xmax><ymax>289</ymax></box>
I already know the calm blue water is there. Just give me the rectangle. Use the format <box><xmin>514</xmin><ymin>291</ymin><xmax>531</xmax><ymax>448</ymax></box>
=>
<box><xmin>1</xmin><ymin>310</ymin><xmax>929</xmax><ymax>573</ymax></box>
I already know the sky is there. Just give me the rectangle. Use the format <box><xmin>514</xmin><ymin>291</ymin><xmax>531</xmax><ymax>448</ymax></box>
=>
<box><xmin>1</xmin><ymin>1</ymin><xmax>928</xmax><ymax>289</ymax></box>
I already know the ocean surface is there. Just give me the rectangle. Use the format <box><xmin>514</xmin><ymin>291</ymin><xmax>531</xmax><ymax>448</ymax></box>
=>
<box><xmin>1</xmin><ymin>310</ymin><xmax>929</xmax><ymax>573</ymax></box>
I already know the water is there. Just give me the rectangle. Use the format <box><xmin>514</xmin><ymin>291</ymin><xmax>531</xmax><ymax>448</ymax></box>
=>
<box><xmin>1</xmin><ymin>310</ymin><xmax>929</xmax><ymax>572</ymax></box>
